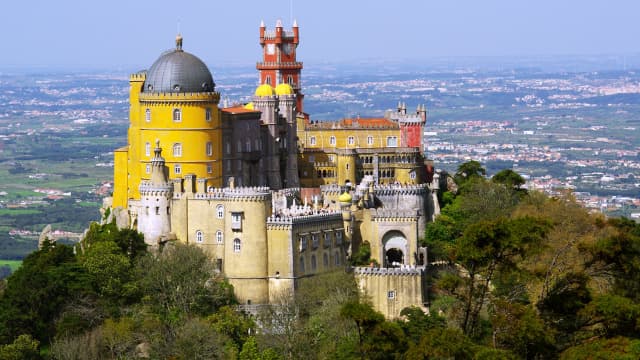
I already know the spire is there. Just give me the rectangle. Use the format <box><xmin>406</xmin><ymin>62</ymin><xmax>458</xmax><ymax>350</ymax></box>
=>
<box><xmin>293</xmin><ymin>19</ymin><xmax>298</xmax><ymax>27</ymax></box>
<box><xmin>150</xmin><ymin>141</ymin><xmax>168</xmax><ymax>185</ymax></box>
<box><xmin>260</xmin><ymin>19</ymin><xmax>265</xmax><ymax>27</ymax></box>
<box><xmin>276</xmin><ymin>19</ymin><xmax>283</xmax><ymax>27</ymax></box>
<box><xmin>175</xmin><ymin>33</ymin><xmax>183</xmax><ymax>51</ymax></box>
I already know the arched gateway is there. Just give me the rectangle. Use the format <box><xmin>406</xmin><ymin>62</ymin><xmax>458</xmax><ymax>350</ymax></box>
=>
<box><xmin>382</xmin><ymin>231</ymin><xmax>408</xmax><ymax>268</ymax></box>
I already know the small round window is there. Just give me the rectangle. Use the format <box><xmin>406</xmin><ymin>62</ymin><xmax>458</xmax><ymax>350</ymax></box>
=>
<box><xmin>173</xmin><ymin>84</ymin><xmax>181</xmax><ymax>91</ymax></box>
<box><xmin>147</xmin><ymin>84</ymin><xmax>153</xmax><ymax>91</ymax></box>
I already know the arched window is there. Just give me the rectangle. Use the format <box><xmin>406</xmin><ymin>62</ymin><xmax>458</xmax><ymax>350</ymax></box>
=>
<box><xmin>335</xmin><ymin>252</ymin><xmax>341</xmax><ymax>265</ymax></box>
<box><xmin>174</xmin><ymin>164</ymin><xmax>181</xmax><ymax>175</ymax></box>
<box><xmin>287</xmin><ymin>75</ymin><xmax>293</xmax><ymax>85</ymax></box>
<box><xmin>233</xmin><ymin>238</ymin><xmax>241</xmax><ymax>253</ymax></box>
<box><xmin>323</xmin><ymin>253</ymin><xmax>329</xmax><ymax>267</ymax></box>
<box><xmin>300</xmin><ymin>257</ymin><xmax>305</xmax><ymax>273</ymax></box>
<box><xmin>266</xmin><ymin>75</ymin><xmax>272</xmax><ymax>85</ymax></box>
<box><xmin>206</xmin><ymin>142</ymin><xmax>213</xmax><ymax>156</ymax></box>
<box><xmin>173</xmin><ymin>143</ymin><xmax>182</xmax><ymax>157</ymax></box>
<box><xmin>205</xmin><ymin>108</ymin><xmax>211</xmax><ymax>122</ymax></box>
<box><xmin>216</xmin><ymin>204</ymin><xmax>224</xmax><ymax>219</ymax></box>
<box><xmin>329</xmin><ymin>136</ymin><xmax>336</xmax><ymax>146</ymax></box>
<box><xmin>311</xmin><ymin>255</ymin><xmax>317</xmax><ymax>271</ymax></box>
<box><xmin>173</xmin><ymin>108</ymin><xmax>182</xmax><ymax>122</ymax></box>
<box><xmin>195</xmin><ymin>230</ymin><xmax>203</xmax><ymax>243</ymax></box>
<box><xmin>145</xmin><ymin>142</ymin><xmax>151</xmax><ymax>157</ymax></box>
<box><xmin>145</xmin><ymin>108</ymin><xmax>151</xmax><ymax>122</ymax></box>
<box><xmin>216</xmin><ymin>230</ymin><xmax>223</xmax><ymax>244</ymax></box>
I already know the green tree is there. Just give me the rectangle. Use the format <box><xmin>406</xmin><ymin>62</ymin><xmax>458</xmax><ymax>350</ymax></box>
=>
<box><xmin>0</xmin><ymin>334</ymin><xmax>40</xmax><ymax>360</ymax></box>
<box><xmin>79</xmin><ymin>241</ymin><xmax>137</xmax><ymax>302</ymax></box>
<box><xmin>454</xmin><ymin>160</ymin><xmax>486</xmax><ymax>186</ymax></box>
<box><xmin>440</xmin><ymin>217</ymin><xmax>550</xmax><ymax>336</ymax></box>
<box><xmin>0</xmin><ymin>241</ymin><xmax>93</xmax><ymax>344</ymax></box>
<box><xmin>136</xmin><ymin>243</ymin><xmax>235</xmax><ymax>322</ymax></box>
<box><xmin>492</xmin><ymin>169</ymin><xmax>526</xmax><ymax>189</ymax></box>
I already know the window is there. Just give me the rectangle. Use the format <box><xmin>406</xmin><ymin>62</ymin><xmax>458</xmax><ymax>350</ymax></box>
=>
<box><xmin>195</xmin><ymin>230</ymin><xmax>203</xmax><ymax>243</ymax></box>
<box><xmin>216</xmin><ymin>205</ymin><xmax>224</xmax><ymax>219</ymax></box>
<box><xmin>387</xmin><ymin>290</ymin><xmax>396</xmax><ymax>300</ymax></box>
<box><xmin>237</xmin><ymin>141</ymin><xmax>242</xmax><ymax>153</ymax></box>
<box><xmin>207</xmin><ymin>163</ymin><xmax>213</xmax><ymax>174</ymax></box>
<box><xmin>367</xmin><ymin>135</ymin><xmax>373</xmax><ymax>145</ymax></box>
<box><xmin>410</xmin><ymin>171</ymin><xmax>416</xmax><ymax>179</ymax></box>
<box><xmin>206</xmin><ymin>142</ymin><xmax>213</xmax><ymax>156</ymax></box>
<box><xmin>308</xmin><ymin>155</ymin><xmax>315</xmax><ymax>163</ymax></box>
<box><xmin>216</xmin><ymin>258</ymin><xmax>223</xmax><ymax>271</ymax></box>
<box><xmin>146</xmin><ymin>164</ymin><xmax>151</xmax><ymax>174</ymax></box>
<box><xmin>255</xmin><ymin>139</ymin><xmax>260</xmax><ymax>151</ymax></box>
<box><xmin>323</xmin><ymin>253</ymin><xmax>329</xmax><ymax>267</ymax></box>
<box><xmin>265</xmin><ymin>75</ymin><xmax>272</xmax><ymax>85</ymax></box>
<box><xmin>173</xmin><ymin>108</ymin><xmax>182</xmax><ymax>122</ymax></box>
<box><xmin>145</xmin><ymin>142</ymin><xmax>151</xmax><ymax>156</ymax></box>
<box><xmin>329</xmin><ymin>155</ymin><xmax>335</xmax><ymax>162</ymax></box>
<box><xmin>311</xmin><ymin>255</ymin><xmax>317</xmax><ymax>271</ymax></box>
<box><xmin>155</xmin><ymin>207</ymin><xmax>160</xmax><ymax>215</ymax></box>
<box><xmin>336</xmin><ymin>231</ymin><xmax>343</xmax><ymax>245</ymax></box>
<box><xmin>287</xmin><ymin>75</ymin><xmax>294</xmax><ymax>85</ymax></box>
<box><xmin>299</xmin><ymin>236</ymin><xmax>307</xmax><ymax>251</ymax></box>
<box><xmin>173</xmin><ymin>143</ymin><xmax>182</xmax><ymax>157</ymax></box>
<box><xmin>324</xmin><ymin>232</ymin><xmax>331</xmax><ymax>247</ymax></box>
<box><xmin>329</xmin><ymin>136</ymin><xmax>336</xmax><ymax>146</ymax></box>
<box><xmin>205</xmin><ymin>108</ymin><xmax>211</xmax><ymax>122</ymax></box>
<box><xmin>335</xmin><ymin>252</ymin><xmax>341</xmax><ymax>265</ymax></box>
<box><xmin>310</xmin><ymin>136</ymin><xmax>316</xmax><ymax>146</ymax></box>
<box><xmin>231</xmin><ymin>212</ymin><xmax>243</xmax><ymax>231</ymax></box>
<box><xmin>233</xmin><ymin>238</ymin><xmax>241</xmax><ymax>253</ymax></box>
<box><xmin>386</xmin><ymin>136</ymin><xmax>398</xmax><ymax>147</ymax></box>
<box><xmin>216</xmin><ymin>230</ymin><xmax>223</xmax><ymax>244</ymax></box>
<box><xmin>174</xmin><ymin>164</ymin><xmax>181</xmax><ymax>175</ymax></box>
<box><xmin>246</xmin><ymin>139</ymin><xmax>251</xmax><ymax>152</ymax></box>
<box><xmin>311</xmin><ymin>233</ymin><xmax>319</xmax><ymax>249</ymax></box>
<box><xmin>145</xmin><ymin>108</ymin><xmax>151</xmax><ymax>122</ymax></box>
<box><xmin>226</xmin><ymin>141</ymin><xmax>231</xmax><ymax>154</ymax></box>
<box><xmin>348</xmin><ymin>136</ymin><xmax>355</xmax><ymax>145</ymax></box>
<box><xmin>300</xmin><ymin>257</ymin><xmax>305</xmax><ymax>273</ymax></box>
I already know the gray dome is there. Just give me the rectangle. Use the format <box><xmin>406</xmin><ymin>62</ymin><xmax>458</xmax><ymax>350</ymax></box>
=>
<box><xmin>143</xmin><ymin>46</ymin><xmax>214</xmax><ymax>93</ymax></box>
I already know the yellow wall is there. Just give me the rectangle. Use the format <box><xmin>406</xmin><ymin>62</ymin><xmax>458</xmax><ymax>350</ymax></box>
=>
<box><xmin>112</xmin><ymin>147</ymin><xmax>129</xmax><ymax>209</ymax></box>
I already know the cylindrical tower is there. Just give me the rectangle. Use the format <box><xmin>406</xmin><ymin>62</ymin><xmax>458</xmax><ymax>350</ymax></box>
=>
<box><xmin>138</xmin><ymin>142</ymin><xmax>173</xmax><ymax>246</ymax></box>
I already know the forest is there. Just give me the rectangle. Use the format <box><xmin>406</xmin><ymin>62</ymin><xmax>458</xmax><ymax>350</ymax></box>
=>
<box><xmin>1</xmin><ymin>161</ymin><xmax>639</xmax><ymax>359</ymax></box>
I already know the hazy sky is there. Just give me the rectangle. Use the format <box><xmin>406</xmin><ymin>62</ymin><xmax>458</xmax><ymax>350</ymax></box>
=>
<box><xmin>2</xmin><ymin>0</ymin><xmax>639</xmax><ymax>70</ymax></box>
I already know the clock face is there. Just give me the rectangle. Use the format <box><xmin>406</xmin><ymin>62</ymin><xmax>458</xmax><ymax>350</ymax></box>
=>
<box><xmin>266</xmin><ymin>44</ymin><xmax>275</xmax><ymax>55</ymax></box>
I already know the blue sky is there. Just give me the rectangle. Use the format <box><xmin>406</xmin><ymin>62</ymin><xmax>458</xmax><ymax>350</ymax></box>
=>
<box><xmin>2</xmin><ymin>0</ymin><xmax>639</xmax><ymax>69</ymax></box>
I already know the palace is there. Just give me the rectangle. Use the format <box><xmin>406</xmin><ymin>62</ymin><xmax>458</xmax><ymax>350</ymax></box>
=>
<box><xmin>109</xmin><ymin>20</ymin><xmax>439</xmax><ymax>318</ymax></box>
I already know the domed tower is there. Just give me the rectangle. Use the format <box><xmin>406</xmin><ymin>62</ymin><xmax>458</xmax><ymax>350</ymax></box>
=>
<box><xmin>253</xmin><ymin>84</ymin><xmax>282</xmax><ymax>189</ymax></box>
<box><xmin>275</xmin><ymin>83</ymin><xmax>299</xmax><ymax>188</ymax></box>
<box><xmin>113</xmin><ymin>35</ymin><xmax>221</xmax><ymax>209</ymax></box>
<box><xmin>138</xmin><ymin>141</ymin><xmax>173</xmax><ymax>246</ymax></box>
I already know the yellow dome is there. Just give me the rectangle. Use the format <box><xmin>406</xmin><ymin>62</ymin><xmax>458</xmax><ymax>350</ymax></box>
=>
<box><xmin>244</xmin><ymin>102</ymin><xmax>254</xmax><ymax>110</ymax></box>
<box><xmin>338</xmin><ymin>191</ymin><xmax>352</xmax><ymax>203</ymax></box>
<box><xmin>255</xmin><ymin>84</ymin><xmax>275</xmax><ymax>97</ymax></box>
<box><xmin>275</xmin><ymin>83</ymin><xmax>294</xmax><ymax>96</ymax></box>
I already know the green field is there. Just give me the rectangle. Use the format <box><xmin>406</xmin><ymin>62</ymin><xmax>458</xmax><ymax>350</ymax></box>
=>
<box><xmin>0</xmin><ymin>260</ymin><xmax>22</xmax><ymax>272</ymax></box>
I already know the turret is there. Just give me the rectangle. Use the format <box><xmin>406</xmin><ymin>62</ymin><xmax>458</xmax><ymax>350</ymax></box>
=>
<box><xmin>138</xmin><ymin>141</ymin><xmax>174</xmax><ymax>246</ymax></box>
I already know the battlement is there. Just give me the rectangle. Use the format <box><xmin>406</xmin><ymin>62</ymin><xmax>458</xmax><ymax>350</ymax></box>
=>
<box><xmin>353</xmin><ymin>265</ymin><xmax>424</xmax><ymax>276</ymax></box>
<box><xmin>369</xmin><ymin>208</ymin><xmax>421</xmax><ymax>220</ymax></box>
<box><xmin>129</xmin><ymin>72</ymin><xmax>147</xmax><ymax>81</ymax></box>
<box><xmin>267</xmin><ymin>210</ymin><xmax>342</xmax><ymax>226</ymax></box>
<box><xmin>373</xmin><ymin>183</ymin><xmax>427</xmax><ymax>196</ymax></box>
<box><xmin>139</xmin><ymin>91</ymin><xmax>221</xmax><ymax>103</ymax></box>
<box><xmin>139</xmin><ymin>181</ymin><xmax>172</xmax><ymax>195</ymax></box>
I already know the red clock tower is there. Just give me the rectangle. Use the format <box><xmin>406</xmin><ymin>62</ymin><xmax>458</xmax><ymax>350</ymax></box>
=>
<box><xmin>258</xmin><ymin>19</ymin><xmax>304</xmax><ymax>113</ymax></box>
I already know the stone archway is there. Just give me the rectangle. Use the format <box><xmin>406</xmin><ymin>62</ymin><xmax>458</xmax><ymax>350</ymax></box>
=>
<box><xmin>382</xmin><ymin>231</ymin><xmax>408</xmax><ymax>268</ymax></box>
